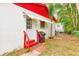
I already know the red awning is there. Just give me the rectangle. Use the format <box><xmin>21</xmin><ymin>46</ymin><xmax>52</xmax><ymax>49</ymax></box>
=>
<box><xmin>14</xmin><ymin>3</ymin><xmax>56</xmax><ymax>22</ymax></box>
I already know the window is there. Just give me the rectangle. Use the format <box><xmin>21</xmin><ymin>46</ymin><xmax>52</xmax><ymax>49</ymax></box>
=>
<box><xmin>40</xmin><ymin>21</ymin><xmax>45</xmax><ymax>28</ymax></box>
<box><xmin>26</xmin><ymin>15</ymin><xmax>32</xmax><ymax>29</ymax></box>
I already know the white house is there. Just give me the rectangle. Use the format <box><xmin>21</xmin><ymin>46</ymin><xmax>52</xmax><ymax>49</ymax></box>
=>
<box><xmin>0</xmin><ymin>3</ymin><xmax>56</xmax><ymax>55</ymax></box>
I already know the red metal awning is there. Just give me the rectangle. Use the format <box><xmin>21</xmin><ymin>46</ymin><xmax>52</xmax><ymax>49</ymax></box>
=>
<box><xmin>14</xmin><ymin>3</ymin><xmax>56</xmax><ymax>22</ymax></box>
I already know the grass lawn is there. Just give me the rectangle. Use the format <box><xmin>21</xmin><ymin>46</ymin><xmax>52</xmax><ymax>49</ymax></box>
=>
<box><xmin>2</xmin><ymin>48</ymin><xmax>30</xmax><ymax>56</ymax></box>
<box><xmin>40</xmin><ymin>33</ymin><xmax>79</xmax><ymax>56</ymax></box>
<box><xmin>2</xmin><ymin>43</ymin><xmax>41</xmax><ymax>56</ymax></box>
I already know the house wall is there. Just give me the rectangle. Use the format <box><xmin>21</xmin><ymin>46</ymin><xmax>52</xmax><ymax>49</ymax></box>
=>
<box><xmin>0</xmin><ymin>3</ymin><xmax>55</xmax><ymax>55</ymax></box>
<box><xmin>0</xmin><ymin>4</ymin><xmax>26</xmax><ymax>55</ymax></box>
<box><xmin>32</xmin><ymin>18</ymin><xmax>55</xmax><ymax>39</ymax></box>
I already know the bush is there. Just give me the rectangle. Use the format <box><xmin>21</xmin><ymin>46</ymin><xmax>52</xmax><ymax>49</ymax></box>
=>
<box><xmin>72</xmin><ymin>31</ymin><xmax>79</xmax><ymax>37</ymax></box>
<box><xmin>65</xmin><ymin>26</ymin><xmax>73</xmax><ymax>34</ymax></box>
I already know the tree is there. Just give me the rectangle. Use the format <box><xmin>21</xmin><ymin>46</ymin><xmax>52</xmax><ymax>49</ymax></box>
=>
<box><xmin>54</xmin><ymin>3</ymin><xmax>79</xmax><ymax>33</ymax></box>
<box><xmin>46</xmin><ymin>3</ymin><xmax>55</xmax><ymax>38</ymax></box>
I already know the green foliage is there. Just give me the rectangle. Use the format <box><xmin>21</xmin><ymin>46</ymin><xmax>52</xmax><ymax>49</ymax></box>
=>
<box><xmin>46</xmin><ymin>3</ymin><xmax>79</xmax><ymax>34</ymax></box>
<box><xmin>72</xmin><ymin>31</ymin><xmax>79</xmax><ymax>37</ymax></box>
<box><xmin>62</xmin><ymin>17</ymin><xmax>73</xmax><ymax>33</ymax></box>
<box><xmin>54</xmin><ymin>4</ymin><xmax>79</xmax><ymax>33</ymax></box>
<box><xmin>48</xmin><ymin>4</ymin><xmax>55</xmax><ymax>18</ymax></box>
<box><xmin>65</xmin><ymin>26</ymin><xmax>73</xmax><ymax>34</ymax></box>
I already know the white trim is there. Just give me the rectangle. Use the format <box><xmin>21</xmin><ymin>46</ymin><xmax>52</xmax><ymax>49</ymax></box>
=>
<box><xmin>26</xmin><ymin>10</ymin><xmax>54</xmax><ymax>24</ymax></box>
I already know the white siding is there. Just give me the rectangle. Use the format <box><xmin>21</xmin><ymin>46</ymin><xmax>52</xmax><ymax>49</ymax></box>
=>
<box><xmin>0</xmin><ymin>4</ymin><xmax>26</xmax><ymax>54</ymax></box>
<box><xmin>32</xmin><ymin>18</ymin><xmax>55</xmax><ymax>39</ymax></box>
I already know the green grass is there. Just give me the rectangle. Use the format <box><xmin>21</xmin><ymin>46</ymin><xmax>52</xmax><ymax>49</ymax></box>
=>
<box><xmin>2</xmin><ymin>48</ymin><xmax>30</xmax><ymax>56</ymax></box>
<box><xmin>72</xmin><ymin>31</ymin><xmax>79</xmax><ymax>37</ymax></box>
<box><xmin>40</xmin><ymin>34</ymin><xmax>79</xmax><ymax>56</ymax></box>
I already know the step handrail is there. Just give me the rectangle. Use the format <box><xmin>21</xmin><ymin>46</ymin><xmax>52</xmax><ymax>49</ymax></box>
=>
<box><xmin>36</xmin><ymin>30</ymin><xmax>43</xmax><ymax>43</ymax></box>
<box><xmin>23</xmin><ymin>30</ymin><xmax>42</xmax><ymax>49</ymax></box>
<box><xmin>23</xmin><ymin>31</ymin><xmax>30</xmax><ymax>48</ymax></box>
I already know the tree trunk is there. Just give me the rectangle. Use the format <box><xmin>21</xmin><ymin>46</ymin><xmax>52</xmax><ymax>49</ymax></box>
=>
<box><xmin>50</xmin><ymin>17</ymin><xmax>53</xmax><ymax>39</ymax></box>
<box><xmin>69</xmin><ymin>4</ymin><xmax>76</xmax><ymax>30</ymax></box>
<box><xmin>76</xmin><ymin>4</ymin><xmax>79</xmax><ymax>30</ymax></box>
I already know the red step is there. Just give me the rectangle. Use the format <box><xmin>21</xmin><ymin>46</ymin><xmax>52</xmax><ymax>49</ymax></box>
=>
<box><xmin>26</xmin><ymin>42</ymin><xmax>39</xmax><ymax>48</ymax></box>
<box><xmin>26</xmin><ymin>40</ymin><xmax>35</xmax><ymax>44</ymax></box>
<box><xmin>29</xmin><ymin>40</ymin><xmax>35</xmax><ymax>43</ymax></box>
<box><xmin>29</xmin><ymin>42</ymin><xmax>38</xmax><ymax>47</ymax></box>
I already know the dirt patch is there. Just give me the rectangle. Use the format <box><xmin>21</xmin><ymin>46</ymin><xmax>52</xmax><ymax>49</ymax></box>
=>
<box><xmin>40</xmin><ymin>33</ymin><xmax>79</xmax><ymax>56</ymax></box>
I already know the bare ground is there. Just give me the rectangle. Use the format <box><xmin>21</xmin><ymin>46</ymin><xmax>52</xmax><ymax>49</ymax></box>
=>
<box><xmin>40</xmin><ymin>33</ymin><xmax>79</xmax><ymax>56</ymax></box>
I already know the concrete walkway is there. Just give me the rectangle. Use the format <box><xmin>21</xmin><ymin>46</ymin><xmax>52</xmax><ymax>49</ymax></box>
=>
<box><xmin>21</xmin><ymin>44</ymin><xmax>45</xmax><ymax>56</ymax></box>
